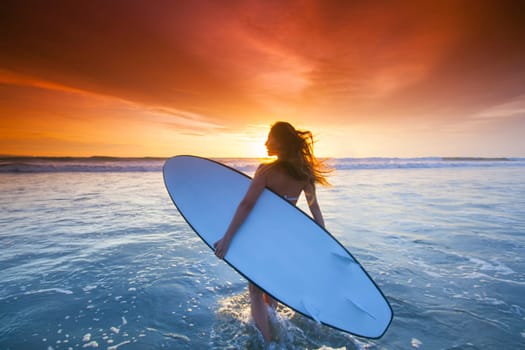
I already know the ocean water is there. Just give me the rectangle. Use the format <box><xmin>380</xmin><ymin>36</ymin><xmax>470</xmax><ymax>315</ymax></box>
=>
<box><xmin>1</xmin><ymin>157</ymin><xmax>524</xmax><ymax>350</ymax></box>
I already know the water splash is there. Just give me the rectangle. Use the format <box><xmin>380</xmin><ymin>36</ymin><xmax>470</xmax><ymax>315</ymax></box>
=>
<box><xmin>210</xmin><ymin>291</ymin><xmax>359</xmax><ymax>349</ymax></box>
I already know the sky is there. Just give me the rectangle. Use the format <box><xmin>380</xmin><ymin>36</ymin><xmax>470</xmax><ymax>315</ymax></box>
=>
<box><xmin>1</xmin><ymin>0</ymin><xmax>525</xmax><ymax>158</ymax></box>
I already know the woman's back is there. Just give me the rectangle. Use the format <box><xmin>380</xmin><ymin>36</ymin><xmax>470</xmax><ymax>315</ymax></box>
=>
<box><xmin>259</xmin><ymin>163</ymin><xmax>306</xmax><ymax>204</ymax></box>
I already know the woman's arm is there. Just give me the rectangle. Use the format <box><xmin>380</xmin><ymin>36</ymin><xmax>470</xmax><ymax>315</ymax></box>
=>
<box><xmin>214</xmin><ymin>165</ymin><xmax>267</xmax><ymax>259</ymax></box>
<box><xmin>304</xmin><ymin>182</ymin><xmax>325</xmax><ymax>228</ymax></box>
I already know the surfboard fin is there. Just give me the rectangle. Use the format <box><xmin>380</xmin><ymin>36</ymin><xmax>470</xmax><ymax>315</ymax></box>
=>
<box><xmin>331</xmin><ymin>251</ymin><xmax>358</xmax><ymax>266</ymax></box>
<box><xmin>301</xmin><ymin>298</ymin><xmax>321</xmax><ymax>324</ymax></box>
<box><xmin>345</xmin><ymin>297</ymin><xmax>376</xmax><ymax>320</ymax></box>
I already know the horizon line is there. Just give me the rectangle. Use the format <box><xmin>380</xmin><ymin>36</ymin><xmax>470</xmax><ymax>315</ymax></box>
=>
<box><xmin>0</xmin><ymin>155</ymin><xmax>520</xmax><ymax>161</ymax></box>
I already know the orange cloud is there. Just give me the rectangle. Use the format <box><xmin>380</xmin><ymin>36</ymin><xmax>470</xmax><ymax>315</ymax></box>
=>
<box><xmin>1</xmin><ymin>1</ymin><xmax>524</xmax><ymax>156</ymax></box>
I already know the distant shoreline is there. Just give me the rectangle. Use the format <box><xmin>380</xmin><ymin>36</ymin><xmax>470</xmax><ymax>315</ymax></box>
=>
<box><xmin>0</xmin><ymin>155</ymin><xmax>517</xmax><ymax>161</ymax></box>
<box><xmin>0</xmin><ymin>155</ymin><xmax>169</xmax><ymax>161</ymax></box>
<box><xmin>441</xmin><ymin>157</ymin><xmax>511</xmax><ymax>161</ymax></box>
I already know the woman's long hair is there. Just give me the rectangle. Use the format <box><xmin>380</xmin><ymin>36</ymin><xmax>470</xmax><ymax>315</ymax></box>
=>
<box><xmin>269</xmin><ymin>121</ymin><xmax>331</xmax><ymax>186</ymax></box>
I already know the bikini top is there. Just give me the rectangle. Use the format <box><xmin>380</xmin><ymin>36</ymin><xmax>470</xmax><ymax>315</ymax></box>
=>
<box><xmin>283</xmin><ymin>195</ymin><xmax>299</xmax><ymax>202</ymax></box>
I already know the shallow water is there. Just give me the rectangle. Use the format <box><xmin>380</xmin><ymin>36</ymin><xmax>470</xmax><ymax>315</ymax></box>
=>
<box><xmin>1</xmin><ymin>159</ymin><xmax>524</xmax><ymax>349</ymax></box>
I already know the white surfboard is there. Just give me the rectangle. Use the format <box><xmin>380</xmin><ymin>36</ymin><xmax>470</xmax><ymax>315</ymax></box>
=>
<box><xmin>163</xmin><ymin>155</ymin><xmax>393</xmax><ymax>338</ymax></box>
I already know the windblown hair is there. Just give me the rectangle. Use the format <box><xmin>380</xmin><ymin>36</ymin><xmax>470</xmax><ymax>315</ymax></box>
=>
<box><xmin>269</xmin><ymin>121</ymin><xmax>331</xmax><ymax>186</ymax></box>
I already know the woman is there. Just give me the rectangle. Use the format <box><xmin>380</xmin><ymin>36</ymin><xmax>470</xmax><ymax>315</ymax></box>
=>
<box><xmin>213</xmin><ymin>121</ymin><xmax>331</xmax><ymax>343</ymax></box>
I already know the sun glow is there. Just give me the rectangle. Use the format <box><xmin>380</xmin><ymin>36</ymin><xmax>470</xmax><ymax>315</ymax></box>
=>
<box><xmin>247</xmin><ymin>134</ymin><xmax>269</xmax><ymax>159</ymax></box>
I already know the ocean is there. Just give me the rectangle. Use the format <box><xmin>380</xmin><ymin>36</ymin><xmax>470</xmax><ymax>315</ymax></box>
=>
<box><xmin>1</xmin><ymin>157</ymin><xmax>524</xmax><ymax>349</ymax></box>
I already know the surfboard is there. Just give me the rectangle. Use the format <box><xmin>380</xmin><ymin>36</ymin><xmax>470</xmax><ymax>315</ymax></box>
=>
<box><xmin>163</xmin><ymin>155</ymin><xmax>393</xmax><ymax>339</ymax></box>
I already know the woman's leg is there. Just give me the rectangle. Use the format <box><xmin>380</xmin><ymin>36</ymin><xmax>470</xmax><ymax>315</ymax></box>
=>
<box><xmin>249</xmin><ymin>282</ymin><xmax>272</xmax><ymax>343</ymax></box>
<box><xmin>263</xmin><ymin>293</ymin><xmax>278</xmax><ymax>309</ymax></box>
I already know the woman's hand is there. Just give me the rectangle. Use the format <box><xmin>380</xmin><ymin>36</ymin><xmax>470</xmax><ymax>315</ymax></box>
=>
<box><xmin>213</xmin><ymin>236</ymin><xmax>231</xmax><ymax>259</ymax></box>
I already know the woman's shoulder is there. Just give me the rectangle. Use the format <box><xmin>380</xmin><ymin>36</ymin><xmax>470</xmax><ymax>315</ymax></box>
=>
<box><xmin>259</xmin><ymin>158</ymin><xmax>281</xmax><ymax>168</ymax></box>
<box><xmin>255</xmin><ymin>162</ymin><xmax>273</xmax><ymax>175</ymax></box>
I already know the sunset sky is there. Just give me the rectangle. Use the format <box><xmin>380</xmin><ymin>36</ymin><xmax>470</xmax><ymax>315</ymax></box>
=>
<box><xmin>1</xmin><ymin>0</ymin><xmax>524</xmax><ymax>157</ymax></box>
